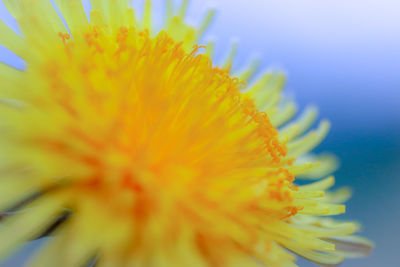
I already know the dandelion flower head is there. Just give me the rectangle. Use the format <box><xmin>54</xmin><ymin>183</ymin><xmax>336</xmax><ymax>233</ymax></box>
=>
<box><xmin>0</xmin><ymin>0</ymin><xmax>372</xmax><ymax>266</ymax></box>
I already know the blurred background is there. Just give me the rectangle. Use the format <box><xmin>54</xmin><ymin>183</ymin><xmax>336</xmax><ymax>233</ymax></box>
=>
<box><xmin>192</xmin><ymin>1</ymin><xmax>400</xmax><ymax>266</ymax></box>
<box><xmin>1</xmin><ymin>0</ymin><xmax>399</xmax><ymax>266</ymax></box>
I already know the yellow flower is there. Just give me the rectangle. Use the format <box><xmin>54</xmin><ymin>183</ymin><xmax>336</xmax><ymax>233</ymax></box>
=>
<box><xmin>0</xmin><ymin>0</ymin><xmax>372</xmax><ymax>266</ymax></box>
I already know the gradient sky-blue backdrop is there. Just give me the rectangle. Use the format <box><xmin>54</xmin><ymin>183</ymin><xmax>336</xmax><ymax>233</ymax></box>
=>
<box><xmin>0</xmin><ymin>0</ymin><xmax>399</xmax><ymax>266</ymax></box>
<box><xmin>189</xmin><ymin>1</ymin><xmax>400</xmax><ymax>266</ymax></box>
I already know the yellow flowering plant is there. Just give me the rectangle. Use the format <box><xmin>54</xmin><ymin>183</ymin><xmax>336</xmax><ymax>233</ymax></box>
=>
<box><xmin>0</xmin><ymin>0</ymin><xmax>372</xmax><ymax>266</ymax></box>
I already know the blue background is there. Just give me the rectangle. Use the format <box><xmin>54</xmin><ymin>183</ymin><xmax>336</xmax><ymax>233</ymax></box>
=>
<box><xmin>196</xmin><ymin>1</ymin><xmax>400</xmax><ymax>266</ymax></box>
<box><xmin>0</xmin><ymin>0</ymin><xmax>399</xmax><ymax>266</ymax></box>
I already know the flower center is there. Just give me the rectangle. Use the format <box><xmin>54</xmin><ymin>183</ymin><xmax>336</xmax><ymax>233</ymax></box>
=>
<box><xmin>9</xmin><ymin>26</ymin><xmax>299</xmax><ymax>248</ymax></box>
